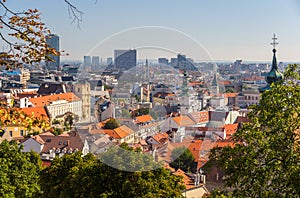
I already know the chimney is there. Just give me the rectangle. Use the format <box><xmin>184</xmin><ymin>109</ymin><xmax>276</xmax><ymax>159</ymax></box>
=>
<box><xmin>67</xmin><ymin>140</ymin><xmax>70</xmax><ymax>146</ymax></box>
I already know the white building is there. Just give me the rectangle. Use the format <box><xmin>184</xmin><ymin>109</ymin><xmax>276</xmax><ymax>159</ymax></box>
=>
<box><xmin>29</xmin><ymin>92</ymin><xmax>82</xmax><ymax>121</ymax></box>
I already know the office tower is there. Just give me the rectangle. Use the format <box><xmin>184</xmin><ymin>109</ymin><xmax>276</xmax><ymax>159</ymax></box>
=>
<box><xmin>83</xmin><ymin>56</ymin><xmax>92</xmax><ymax>66</ymax></box>
<box><xmin>46</xmin><ymin>34</ymin><xmax>60</xmax><ymax>70</ymax></box>
<box><xmin>107</xmin><ymin>57</ymin><xmax>113</xmax><ymax>65</ymax></box>
<box><xmin>92</xmin><ymin>56</ymin><xmax>100</xmax><ymax>68</ymax></box>
<box><xmin>177</xmin><ymin>54</ymin><xmax>197</xmax><ymax>70</ymax></box>
<box><xmin>114</xmin><ymin>49</ymin><xmax>137</xmax><ymax>70</ymax></box>
<box><xmin>158</xmin><ymin>58</ymin><xmax>169</xmax><ymax>65</ymax></box>
<box><xmin>170</xmin><ymin>58</ymin><xmax>178</xmax><ymax>67</ymax></box>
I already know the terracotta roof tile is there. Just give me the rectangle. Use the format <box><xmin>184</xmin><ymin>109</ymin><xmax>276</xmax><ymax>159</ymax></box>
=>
<box><xmin>29</xmin><ymin>92</ymin><xmax>80</xmax><ymax>107</ymax></box>
<box><xmin>188</xmin><ymin>140</ymin><xmax>203</xmax><ymax>162</ymax></box>
<box><xmin>39</xmin><ymin>132</ymin><xmax>84</xmax><ymax>153</ymax></box>
<box><xmin>173</xmin><ymin>169</ymin><xmax>195</xmax><ymax>189</ymax></box>
<box><xmin>173</xmin><ymin>115</ymin><xmax>196</xmax><ymax>127</ymax></box>
<box><xmin>189</xmin><ymin>111</ymin><xmax>209</xmax><ymax>123</ymax></box>
<box><xmin>136</xmin><ymin>115</ymin><xmax>153</xmax><ymax>123</ymax></box>
<box><xmin>152</xmin><ymin>132</ymin><xmax>169</xmax><ymax>144</ymax></box>
<box><xmin>103</xmin><ymin>125</ymin><xmax>134</xmax><ymax>139</ymax></box>
<box><xmin>215</xmin><ymin>140</ymin><xmax>234</xmax><ymax>148</ymax></box>
<box><xmin>21</xmin><ymin>107</ymin><xmax>49</xmax><ymax>121</ymax></box>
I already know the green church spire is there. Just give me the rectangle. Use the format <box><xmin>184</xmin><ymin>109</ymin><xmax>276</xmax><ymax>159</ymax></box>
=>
<box><xmin>259</xmin><ymin>34</ymin><xmax>283</xmax><ymax>92</ymax></box>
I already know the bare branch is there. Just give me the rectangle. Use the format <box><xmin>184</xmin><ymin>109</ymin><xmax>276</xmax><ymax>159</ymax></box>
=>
<box><xmin>0</xmin><ymin>1</ymin><xmax>25</xmax><ymax>15</ymax></box>
<box><xmin>64</xmin><ymin>0</ymin><xmax>83</xmax><ymax>28</ymax></box>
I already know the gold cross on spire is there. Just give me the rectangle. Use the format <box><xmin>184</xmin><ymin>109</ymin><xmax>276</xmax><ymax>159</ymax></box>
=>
<box><xmin>271</xmin><ymin>33</ymin><xmax>279</xmax><ymax>49</ymax></box>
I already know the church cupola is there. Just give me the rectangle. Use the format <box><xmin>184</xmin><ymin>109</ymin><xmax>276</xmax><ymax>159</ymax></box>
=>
<box><xmin>259</xmin><ymin>34</ymin><xmax>284</xmax><ymax>93</ymax></box>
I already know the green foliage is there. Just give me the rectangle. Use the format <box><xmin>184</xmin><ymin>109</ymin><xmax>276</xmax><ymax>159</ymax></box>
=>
<box><xmin>0</xmin><ymin>106</ymin><xmax>50</xmax><ymax>132</ymax></box>
<box><xmin>225</xmin><ymin>87</ymin><xmax>235</xmax><ymax>93</ymax></box>
<box><xmin>170</xmin><ymin>147</ymin><xmax>196</xmax><ymax>173</ymax></box>
<box><xmin>133</xmin><ymin>108</ymin><xmax>149</xmax><ymax>117</ymax></box>
<box><xmin>40</xmin><ymin>153</ymin><xmax>96</xmax><ymax>198</ymax></box>
<box><xmin>52</xmin><ymin>127</ymin><xmax>62</xmax><ymax>136</ymax></box>
<box><xmin>103</xmin><ymin>118</ymin><xmax>120</xmax><ymax>129</ymax></box>
<box><xmin>52</xmin><ymin>119</ymin><xmax>60</xmax><ymax>125</ymax></box>
<box><xmin>99</xmin><ymin>142</ymin><xmax>162</xmax><ymax>172</ymax></box>
<box><xmin>40</xmin><ymin>144</ymin><xmax>185</xmax><ymax>198</ymax></box>
<box><xmin>209</xmin><ymin>64</ymin><xmax>300</xmax><ymax>197</ymax></box>
<box><xmin>121</xmin><ymin>108</ymin><xmax>131</xmax><ymax>118</ymax></box>
<box><xmin>0</xmin><ymin>140</ymin><xmax>42</xmax><ymax>198</ymax></box>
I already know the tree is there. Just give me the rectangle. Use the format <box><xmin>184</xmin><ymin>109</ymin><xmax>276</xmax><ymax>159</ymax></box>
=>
<box><xmin>0</xmin><ymin>0</ymin><xmax>84</xmax><ymax>68</ymax></box>
<box><xmin>0</xmin><ymin>140</ymin><xmax>42</xmax><ymax>197</ymax></box>
<box><xmin>40</xmin><ymin>144</ymin><xmax>185</xmax><ymax>198</ymax></box>
<box><xmin>0</xmin><ymin>106</ymin><xmax>50</xmax><ymax>134</ymax></box>
<box><xmin>208</xmin><ymin>64</ymin><xmax>300</xmax><ymax>197</ymax></box>
<box><xmin>133</xmin><ymin>108</ymin><xmax>149</xmax><ymax>117</ymax></box>
<box><xmin>103</xmin><ymin>118</ymin><xmax>120</xmax><ymax>129</ymax></box>
<box><xmin>121</xmin><ymin>108</ymin><xmax>131</xmax><ymax>118</ymax></box>
<box><xmin>170</xmin><ymin>147</ymin><xmax>196</xmax><ymax>173</ymax></box>
<box><xmin>40</xmin><ymin>152</ymin><xmax>96</xmax><ymax>198</ymax></box>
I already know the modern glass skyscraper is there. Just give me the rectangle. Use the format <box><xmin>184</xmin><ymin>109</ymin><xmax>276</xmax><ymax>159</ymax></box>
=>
<box><xmin>114</xmin><ymin>49</ymin><xmax>137</xmax><ymax>70</ymax></box>
<box><xmin>46</xmin><ymin>34</ymin><xmax>60</xmax><ymax>70</ymax></box>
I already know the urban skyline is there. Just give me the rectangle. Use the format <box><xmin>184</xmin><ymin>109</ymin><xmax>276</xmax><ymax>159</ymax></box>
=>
<box><xmin>5</xmin><ymin>0</ymin><xmax>300</xmax><ymax>62</ymax></box>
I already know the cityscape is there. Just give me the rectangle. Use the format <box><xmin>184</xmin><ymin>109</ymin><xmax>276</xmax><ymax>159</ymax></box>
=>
<box><xmin>0</xmin><ymin>1</ymin><xmax>300</xmax><ymax>198</ymax></box>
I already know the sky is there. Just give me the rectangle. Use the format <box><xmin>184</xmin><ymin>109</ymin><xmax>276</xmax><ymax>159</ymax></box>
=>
<box><xmin>3</xmin><ymin>0</ymin><xmax>300</xmax><ymax>62</ymax></box>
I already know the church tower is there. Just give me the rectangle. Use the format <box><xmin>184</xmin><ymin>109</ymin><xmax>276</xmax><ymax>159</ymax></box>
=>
<box><xmin>259</xmin><ymin>34</ymin><xmax>284</xmax><ymax>92</ymax></box>
<box><xmin>211</xmin><ymin>73</ymin><xmax>219</xmax><ymax>95</ymax></box>
<box><xmin>73</xmin><ymin>80</ymin><xmax>91</xmax><ymax>121</ymax></box>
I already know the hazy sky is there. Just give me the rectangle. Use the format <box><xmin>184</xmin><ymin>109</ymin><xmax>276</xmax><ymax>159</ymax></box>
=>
<box><xmin>4</xmin><ymin>0</ymin><xmax>300</xmax><ymax>62</ymax></box>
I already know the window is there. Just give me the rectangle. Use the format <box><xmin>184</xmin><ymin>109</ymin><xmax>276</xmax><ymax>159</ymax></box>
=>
<box><xmin>9</xmin><ymin>130</ymin><xmax>12</xmax><ymax>137</ymax></box>
<box><xmin>20</xmin><ymin>130</ymin><xmax>24</xmax><ymax>136</ymax></box>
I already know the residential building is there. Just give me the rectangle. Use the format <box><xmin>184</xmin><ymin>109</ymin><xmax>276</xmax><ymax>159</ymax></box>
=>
<box><xmin>21</xmin><ymin>131</ymin><xmax>89</xmax><ymax>161</ymax></box>
<box><xmin>102</xmin><ymin>125</ymin><xmax>135</xmax><ymax>144</ymax></box>
<box><xmin>28</xmin><ymin>92</ymin><xmax>82</xmax><ymax>121</ymax></box>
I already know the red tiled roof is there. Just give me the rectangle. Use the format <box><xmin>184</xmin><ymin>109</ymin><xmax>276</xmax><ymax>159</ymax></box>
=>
<box><xmin>17</xmin><ymin>91</ymin><xmax>37</xmax><ymax>98</ymax></box>
<box><xmin>189</xmin><ymin>111</ymin><xmax>209</xmax><ymax>123</ymax></box>
<box><xmin>136</xmin><ymin>114</ymin><xmax>153</xmax><ymax>123</ymax></box>
<box><xmin>152</xmin><ymin>132</ymin><xmax>169</xmax><ymax>144</ymax></box>
<box><xmin>219</xmin><ymin>81</ymin><xmax>231</xmax><ymax>85</ymax></box>
<box><xmin>188</xmin><ymin>140</ymin><xmax>203</xmax><ymax>162</ymax></box>
<box><xmin>173</xmin><ymin>115</ymin><xmax>196</xmax><ymax>127</ymax></box>
<box><xmin>29</xmin><ymin>93</ymin><xmax>81</xmax><ymax>107</ymax></box>
<box><xmin>103</xmin><ymin>125</ymin><xmax>134</xmax><ymax>139</ymax></box>
<box><xmin>235</xmin><ymin>116</ymin><xmax>250</xmax><ymax>124</ymax></box>
<box><xmin>173</xmin><ymin>169</ymin><xmax>195</xmax><ymax>189</ymax></box>
<box><xmin>39</xmin><ymin>132</ymin><xmax>84</xmax><ymax>153</ymax></box>
<box><xmin>214</xmin><ymin>140</ymin><xmax>234</xmax><ymax>148</ymax></box>
<box><xmin>21</xmin><ymin>107</ymin><xmax>49</xmax><ymax>121</ymax></box>
<box><xmin>224</xmin><ymin>123</ymin><xmax>238</xmax><ymax>138</ymax></box>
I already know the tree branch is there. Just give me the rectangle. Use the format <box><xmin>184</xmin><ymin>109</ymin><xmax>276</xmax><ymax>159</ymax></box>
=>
<box><xmin>64</xmin><ymin>0</ymin><xmax>83</xmax><ymax>28</ymax></box>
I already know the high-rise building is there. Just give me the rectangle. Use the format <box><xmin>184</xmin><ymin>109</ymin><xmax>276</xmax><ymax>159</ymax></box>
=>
<box><xmin>107</xmin><ymin>57</ymin><xmax>113</xmax><ymax>65</ymax></box>
<box><xmin>177</xmin><ymin>54</ymin><xmax>197</xmax><ymax>70</ymax></box>
<box><xmin>83</xmin><ymin>56</ymin><xmax>92</xmax><ymax>66</ymax></box>
<box><xmin>114</xmin><ymin>49</ymin><xmax>137</xmax><ymax>70</ymax></box>
<box><xmin>46</xmin><ymin>34</ymin><xmax>60</xmax><ymax>70</ymax></box>
<box><xmin>158</xmin><ymin>58</ymin><xmax>169</xmax><ymax>65</ymax></box>
<box><xmin>92</xmin><ymin>56</ymin><xmax>100</xmax><ymax>68</ymax></box>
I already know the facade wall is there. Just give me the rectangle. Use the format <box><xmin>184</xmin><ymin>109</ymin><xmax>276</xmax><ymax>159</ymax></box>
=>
<box><xmin>46</xmin><ymin>100</ymin><xmax>82</xmax><ymax>120</ymax></box>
